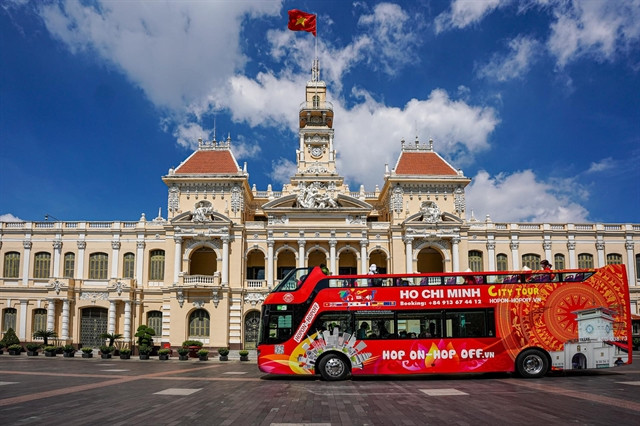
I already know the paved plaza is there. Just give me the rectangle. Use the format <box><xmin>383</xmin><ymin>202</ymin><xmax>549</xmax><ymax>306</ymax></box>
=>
<box><xmin>1</xmin><ymin>352</ymin><xmax>639</xmax><ymax>425</ymax></box>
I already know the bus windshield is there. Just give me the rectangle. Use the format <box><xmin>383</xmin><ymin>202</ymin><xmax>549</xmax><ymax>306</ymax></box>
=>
<box><xmin>272</xmin><ymin>267</ymin><xmax>313</xmax><ymax>292</ymax></box>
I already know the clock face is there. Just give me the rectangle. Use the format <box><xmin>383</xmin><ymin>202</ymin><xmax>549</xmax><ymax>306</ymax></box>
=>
<box><xmin>311</xmin><ymin>146</ymin><xmax>323</xmax><ymax>158</ymax></box>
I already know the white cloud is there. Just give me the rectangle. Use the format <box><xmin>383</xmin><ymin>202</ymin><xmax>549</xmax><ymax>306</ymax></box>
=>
<box><xmin>357</xmin><ymin>2</ymin><xmax>425</xmax><ymax>75</ymax></box>
<box><xmin>37</xmin><ymin>0</ymin><xmax>282</xmax><ymax>110</ymax></box>
<box><xmin>477</xmin><ymin>35</ymin><xmax>541</xmax><ymax>81</ymax></box>
<box><xmin>547</xmin><ymin>0</ymin><xmax>640</xmax><ymax>68</ymax></box>
<box><xmin>269</xmin><ymin>157</ymin><xmax>297</xmax><ymax>186</ymax></box>
<box><xmin>466</xmin><ymin>170</ymin><xmax>589</xmax><ymax>223</ymax></box>
<box><xmin>434</xmin><ymin>0</ymin><xmax>504</xmax><ymax>33</ymax></box>
<box><xmin>335</xmin><ymin>88</ymin><xmax>500</xmax><ymax>188</ymax></box>
<box><xmin>586</xmin><ymin>157</ymin><xmax>615</xmax><ymax>174</ymax></box>
<box><xmin>0</xmin><ymin>213</ymin><xmax>23</xmax><ymax>222</ymax></box>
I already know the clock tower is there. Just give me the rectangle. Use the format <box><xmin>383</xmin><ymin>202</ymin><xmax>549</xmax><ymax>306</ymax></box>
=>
<box><xmin>292</xmin><ymin>59</ymin><xmax>342</xmax><ymax>188</ymax></box>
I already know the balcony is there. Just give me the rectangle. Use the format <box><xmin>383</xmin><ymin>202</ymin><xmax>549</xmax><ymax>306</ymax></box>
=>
<box><xmin>178</xmin><ymin>272</ymin><xmax>221</xmax><ymax>288</ymax></box>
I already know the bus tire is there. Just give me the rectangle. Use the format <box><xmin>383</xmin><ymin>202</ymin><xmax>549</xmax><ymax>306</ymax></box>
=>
<box><xmin>317</xmin><ymin>353</ymin><xmax>350</xmax><ymax>381</ymax></box>
<box><xmin>516</xmin><ymin>348</ymin><xmax>549</xmax><ymax>378</ymax></box>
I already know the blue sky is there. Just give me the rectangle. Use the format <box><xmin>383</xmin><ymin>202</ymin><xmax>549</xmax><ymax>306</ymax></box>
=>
<box><xmin>1</xmin><ymin>0</ymin><xmax>639</xmax><ymax>224</ymax></box>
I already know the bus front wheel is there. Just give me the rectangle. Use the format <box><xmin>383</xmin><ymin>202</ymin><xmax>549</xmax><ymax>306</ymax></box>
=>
<box><xmin>516</xmin><ymin>348</ymin><xmax>549</xmax><ymax>378</ymax></box>
<box><xmin>317</xmin><ymin>353</ymin><xmax>350</xmax><ymax>381</ymax></box>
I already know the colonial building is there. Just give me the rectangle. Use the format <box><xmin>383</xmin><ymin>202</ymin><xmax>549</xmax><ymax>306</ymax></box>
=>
<box><xmin>2</xmin><ymin>61</ymin><xmax>639</xmax><ymax>350</ymax></box>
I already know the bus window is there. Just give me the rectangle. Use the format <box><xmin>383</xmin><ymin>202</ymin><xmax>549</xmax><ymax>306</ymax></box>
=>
<box><xmin>354</xmin><ymin>312</ymin><xmax>395</xmax><ymax>339</ymax></box>
<box><xmin>397</xmin><ymin>311</ymin><xmax>441</xmax><ymax>338</ymax></box>
<box><xmin>273</xmin><ymin>267</ymin><xmax>312</xmax><ymax>292</ymax></box>
<box><xmin>310</xmin><ymin>312</ymin><xmax>352</xmax><ymax>337</ymax></box>
<box><xmin>266</xmin><ymin>312</ymin><xmax>293</xmax><ymax>343</ymax></box>
<box><xmin>444</xmin><ymin>309</ymin><xmax>495</xmax><ymax>338</ymax></box>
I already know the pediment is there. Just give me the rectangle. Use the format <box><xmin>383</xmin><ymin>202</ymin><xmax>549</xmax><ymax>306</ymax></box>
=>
<box><xmin>171</xmin><ymin>200</ymin><xmax>232</xmax><ymax>224</ymax></box>
<box><xmin>262</xmin><ymin>193</ymin><xmax>372</xmax><ymax>211</ymax></box>
<box><xmin>403</xmin><ymin>210</ymin><xmax>463</xmax><ymax>225</ymax></box>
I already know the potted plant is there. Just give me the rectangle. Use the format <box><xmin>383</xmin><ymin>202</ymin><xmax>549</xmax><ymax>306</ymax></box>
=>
<box><xmin>44</xmin><ymin>345</ymin><xmax>57</xmax><ymax>357</ymax></box>
<box><xmin>8</xmin><ymin>344</ymin><xmax>22</xmax><ymax>355</ymax></box>
<box><xmin>197</xmin><ymin>348</ymin><xmax>209</xmax><ymax>361</ymax></box>
<box><xmin>99</xmin><ymin>345</ymin><xmax>114</xmax><ymax>359</ymax></box>
<box><xmin>218</xmin><ymin>347</ymin><xmax>229</xmax><ymax>361</ymax></box>
<box><xmin>239</xmin><ymin>350</ymin><xmax>249</xmax><ymax>361</ymax></box>
<box><xmin>63</xmin><ymin>344</ymin><xmax>76</xmax><ymax>358</ymax></box>
<box><xmin>177</xmin><ymin>347</ymin><xmax>189</xmax><ymax>361</ymax></box>
<box><xmin>99</xmin><ymin>332</ymin><xmax>123</xmax><ymax>347</ymax></box>
<box><xmin>182</xmin><ymin>340</ymin><xmax>203</xmax><ymax>358</ymax></box>
<box><xmin>119</xmin><ymin>347</ymin><xmax>132</xmax><ymax>359</ymax></box>
<box><xmin>138</xmin><ymin>344</ymin><xmax>152</xmax><ymax>360</ymax></box>
<box><xmin>81</xmin><ymin>347</ymin><xmax>94</xmax><ymax>358</ymax></box>
<box><xmin>1</xmin><ymin>328</ymin><xmax>21</xmax><ymax>353</ymax></box>
<box><xmin>158</xmin><ymin>348</ymin><xmax>171</xmax><ymax>360</ymax></box>
<box><xmin>26</xmin><ymin>343</ymin><xmax>41</xmax><ymax>356</ymax></box>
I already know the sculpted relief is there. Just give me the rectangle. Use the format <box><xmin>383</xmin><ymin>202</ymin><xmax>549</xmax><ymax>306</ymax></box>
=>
<box><xmin>296</xmin><ymin>182</ymin><xmax>339</xmax><ymax>209</ymax></box>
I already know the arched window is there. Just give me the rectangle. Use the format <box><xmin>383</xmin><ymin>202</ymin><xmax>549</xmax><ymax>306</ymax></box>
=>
<box><xmin>63</xmin><ymin>252</ymin><xmax>75</xmax><ymax>278</ymax></box>
<box><xmin>89</xmin><ymin>252</ymin><xmax>109</xmax><ymax>279</ymax></box>
<box><xmin>34</xmin><ymin>252</ymin><xmax>51</xmax><ymax>279</ymax></box>
<box><xmin>578</xmin><ymin>253</ymin><xmax>594</xmax><ymax>269</ymax></box>
<box><xmin>496</xmin><ymin>253</ymin><xmax>508</xmax><ymax>271</ymax></box>
<box><xmin>149</xmin><ymin>250</ymin><xmax>165</xmax><ymax>281</ymax></box>
<box><xmin>606</xmin><ymin>253</ymin><xmax>623</xmax><ymax>265</ymax></box>
<box><xmin>33</xmin><ymin>308</ymin><xmax>47</xmax><ymax>333</ymax></box>
<box><xmin>522</xmin><ymin>253</ymin><xmax>541</xmax><ymax>269</ymax></box>
<box><xmin>312</xmin><ymin>94</ymin><xmax>320</xmax><ymax>108</ymax></box>
<box><xmin>123</xmin><ymin>252</ymin><xmax>135</xmax><ymax>278</ymax></box>
<box><xmin>3</xmin><ymin>252</ymin><xmax>20</xmax><ymax>278</ymax></box>
<box><xmin>2</xmin><ymin>308</ymin><xmax>17</xmax><ymax>332</ymax></box>
<box><xmin>189</xmin><ymin>309</ymin><xmax>210</xmax><ymax>338</ymax></box>
<box><xmin>554</xmin><ymin>254</ymin><xmax>565</xmax><ymax>270</ymax></box>
<box><xmin>468</xmin><ymin>250</ymin><xmax>483</xmax><ymax>272</ymax></box>
<box><xmin>147</xmin><ymin>311</ymin><xmax>162</xmax><ymax>336</ymax></box>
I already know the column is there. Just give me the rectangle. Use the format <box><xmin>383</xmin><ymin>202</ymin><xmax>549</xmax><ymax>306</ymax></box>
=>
<box><xmin>329</xmin><ymin>239</ymin><xmax>337</xmax><ymax>275</ymax></box>
<box><xmin>19</xmin><ymin>300</ymin><xmax>28</xmax><ymax>340</ymax></box>
<box><xmin>451</xmin><ymin>237</ymin><xmax>460</xmax><ymax>272</ymax></box>
<box><xmin>124</xmin><ymin>300</ymin><xmax>132</xmax><ymax>342</ymax></box>
<box><xmin>46</xmin><ymin>298</ymin><xmax>56</xmax><ymax>331</ymax></box>
<box><xmin>52</xmin><ymin>240</ymin><xmax>62</xmax><ymax>277</ymax></box>
<box><xmin>625</xmin><ymin>241</ymin><xmax>636</xmax><ymax>286</ymax></box>
<box><xmin>108</xmin><ymin>300</ymin><xmax>116</xmax><ymax>334</ymax></box>
<box><xmin>360</xmin><ymin>239</ymin><xmax>368</xmax><ymax>274</ymax></box>
<box><xmin>173</xmin><ymin>236</ymin><xmax>183</xmax><ymax>285</ymax></box>
<box><xmin>267</xmin><ymin>240</ymin><xmax>274</xmax><ymax>288</ymax></box>
<box><xmin>221</xmin><ymin>235</ymin><xmax>230</xmax><ymax>287</ymax></box>
<box><xmin>111</xmin><ymin>241</ymin><xmax>121</xmax><ymax>279</ymax></box>
<box><xmin>298</xmin><ymin>240</ymin><xmax>306</xmax><ymax>268</ymax></box>
<box><xmin>596</xmin><ymin>241</ymin><xmax>605</xmax><ymax>267</ymax></box>
<box><xmin>61</xmin><ymin>299</ymin><xmax>70</xmax><ymax>340</ymax></box>
<box><xmin>543</xmin><ymin>240</ymin><xmax>552</xmax><ymax>262</ymax></box>
<box><xmin>136</xmin><ymin>240</ymin><xmax>145</xmax><ymax>283</ymax></box>
<box><xmin>404</xmin><ymin>236</ymin><xmax>413</xmax><ymax>273</ymax></box>
<box><xmin>76</xmin><ymin>240</ymin><xmax>86</xmax><ymax>280</ymax></box>
<box><xmin>22</xmin><ymin>241</ymin><xmax>32</xmax><ymax>286</ymax></box>
<box><xmin>510</xmin><ymin>240</ymin><xmax>520</xmax><ymax>270</ymax></box>
<box><xmin>486</xmin><ymin>241</ymin><xmax>495</xmax><ymax>272</ymax></box>
<box><xmin>567</xmin><ymin>240</ymin><xmax>577</xmax><ymax>269</ymax></box>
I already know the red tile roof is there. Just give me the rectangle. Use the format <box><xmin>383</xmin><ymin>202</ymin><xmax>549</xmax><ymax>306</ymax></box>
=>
<box><xmin>395</xmin><ymin>152</ymin><xmax>458</xmax><ymax>176</ymax></box>
<box><xmin>174</xmin><ymin>150</ymin><xmax>239</xmax><ymax>174</ymax></box>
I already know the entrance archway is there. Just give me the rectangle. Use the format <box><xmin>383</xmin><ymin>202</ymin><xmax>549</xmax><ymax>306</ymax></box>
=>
<box><xmin>244</xmin><ymin>311</ymin><xmax>260</xmax><ymax>349</ymax></box>
<box><xmin>417</xmin><ymin>248</ymin><xmax>444</xmax><ymax>273</ymax></box>
<box><xmin>80</xmin><ymin>307</ymin><xmax>108</xmax><ymax>347</ymax></box>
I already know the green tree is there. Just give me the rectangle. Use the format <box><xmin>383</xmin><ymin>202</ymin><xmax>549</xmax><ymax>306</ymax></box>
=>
<box><xmin>99</xmin><ymin>332</ymin><xmax>123</xmax><ymax>347</ymax></box>
<box><xmin>33</xmin><ymin>329</ymin><xmax>58</xmax><ymax>346</ymax></box>
<box><xmin>1</xmin><ymin>327</ymin><xmax>20</xmax><ymax>347</ymax></box>
<box><xmin>134</xmin><ymin>325</ymin><xmax>155</xmax><ymax>347</ymax></box>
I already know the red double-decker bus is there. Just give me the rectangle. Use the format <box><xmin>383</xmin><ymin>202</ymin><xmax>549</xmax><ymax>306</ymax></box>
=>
<box><xmin>256</xmin><ymin>264</ymin><xmax>632</xmax><ymax>380</ymax></box>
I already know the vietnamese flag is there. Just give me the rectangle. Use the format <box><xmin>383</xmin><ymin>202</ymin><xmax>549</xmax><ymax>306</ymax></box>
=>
<box><xmin>288</xmin><ymin>9</ymin><xmax>316</xmax><ymax>36</ymax></box>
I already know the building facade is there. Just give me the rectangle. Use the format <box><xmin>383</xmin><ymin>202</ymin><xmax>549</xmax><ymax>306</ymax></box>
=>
<box><xmin>2</xmin><ymin>63</ymin><xmax>639</xmax><ymax>350</ymax></box>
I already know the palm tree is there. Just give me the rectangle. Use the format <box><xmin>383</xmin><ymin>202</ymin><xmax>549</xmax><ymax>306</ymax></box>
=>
<box><xmin>99</xmin><ymin>332</ymin><xmax>123</xmax><ymax>347</ymax></box>
<box><xmin>33</xmin><ymin>329</ymin><xmax>58</xmax><ymax>346</ymax></box>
